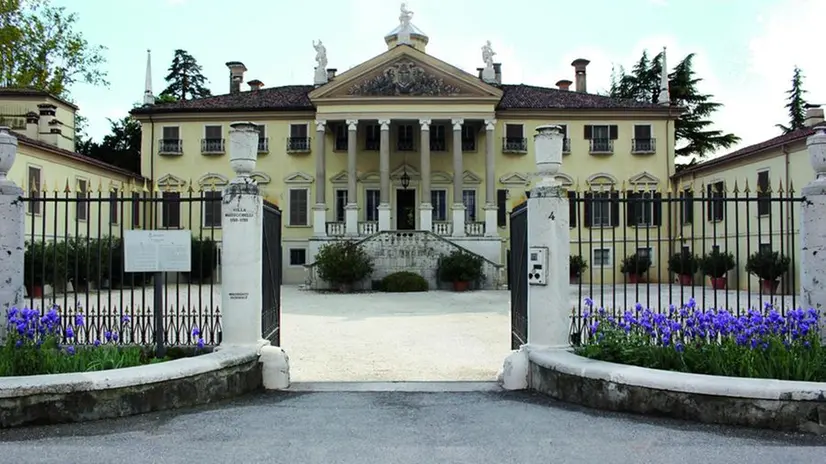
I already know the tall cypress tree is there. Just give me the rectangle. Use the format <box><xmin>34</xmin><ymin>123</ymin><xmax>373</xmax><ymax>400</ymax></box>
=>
<box><xmin>776</xmin><ymin>66</ymin><xmax>808</xmax><ymax>134</ymax></box>
<box><xmin>160</xmin><ymin>49</ymin><xmax>212</xmax><ymax>101</ymax></box>
<box><xmin>610</xmin><ymin>50</ymin><xmax>739</xmax><ymax>161</ymax></box>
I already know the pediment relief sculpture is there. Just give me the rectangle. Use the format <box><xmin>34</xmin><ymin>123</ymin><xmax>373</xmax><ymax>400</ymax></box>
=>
<box><xmin>347</xmin><ymin>60</ymin><xmax>462</xmax><ymax>97</ymax></box>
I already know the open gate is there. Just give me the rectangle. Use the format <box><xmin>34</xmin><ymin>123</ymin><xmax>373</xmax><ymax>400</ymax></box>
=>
<box><xmin>262</xmin><ymin>200</ymin><xmax>282</xmax><ymax>345</ymax></box>
<box><xmin>509</xmin><ymin>201</ymin><xmax>528</xmax><ymax>349</ymax></box>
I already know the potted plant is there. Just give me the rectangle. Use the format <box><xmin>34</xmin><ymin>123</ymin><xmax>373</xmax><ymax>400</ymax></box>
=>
<box><xmin>23</xmin><ymin>241</ymin><xmax>47</xmax><ymax>297</ymax></box>
<box><xmin>314</xmin><ymin>240</ymin><xmax>374</xmax><ymax>292</ymax></box>
<box><xmin>668</xmin><ymin>251</ymin><xmax>699</xmax><ymax>286</ymax></box>
<box><xmin>437</xmin><ymin>250</ymin><xmax>484</xmax><ymax>291</ymax></box>
<box><xmin>745</xmin><ymin>249</ymin><xmax>791</xmax><ymax>294</ymax></box>
<box><xmin>699</xmin><ymin>249</ymin><xmax>736</xmax><ymax>290</ymax></box>
<box><xmin>620</xmin><ymin>253</ymin><xmax>652</xmax><ymax>284</ymax></box>
<box><xmin>569</xmin><ymin>255</ymin><xmax>588</xmax><ymax>284</ymax></box>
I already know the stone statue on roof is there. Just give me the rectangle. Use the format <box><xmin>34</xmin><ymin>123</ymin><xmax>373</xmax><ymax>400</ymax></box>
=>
<box><xmin>481</xmin><ymin>40</ymin><xmax>497</xmax><ymax>83</ymax></box>
<box><xmin>400</xmin><ymin>3</ymin><xmax>414</xmax><ymax>27</ymax></box>
<box><xmin>313</xmin><ymin>40</ymin><xmax>327</xmax><ymax>69</ymax></box>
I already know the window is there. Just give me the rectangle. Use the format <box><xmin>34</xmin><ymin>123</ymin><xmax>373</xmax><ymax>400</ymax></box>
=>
<box><xmin>160</xmin><ymin>126</ymin><xmax>181</xmax><ymax>153</ymax></box>
<box><xmin>27</xmin><ymin>166</ymin><xmax>41</xmax><ymax>215</ymax></box>
<box><xmin>633</xmin><ymin>125</ymin><xmax>654</xmax><ymax>152</ymax></box>
<box><xmin>757</xmin><ymin>170</ymin><xmax>770</xmax><ymax>216</ymax></box>
<box><xmin>461</xmin><ymin>125</ymin><xmax>476</xmax><ymax>151</ymax></box>
<box><xmin>593</xmin><ymin>248</ymin><xmax>613</xmax><ymax>267</ymax></box>
<box><xmin>254</xmin><ymin>124</ymin><xmax>268</xmax><ymax>152</ymax></box>
<box><xmin>289</xmin><ymin>248</ymin><xmax>307</xmax><ymax>266</ymax></box>
<box><xmin>558</xmin><ymin>124</ymin><xmax>570</xmax><ymax>152</ymax></box>
<box><xmin>203</xmin><ymin>191</ymin><xmax>222</xmax><ymax>228</ymax></box>
<box><xmin>680</xmin><ymin>188</ymin><xmax>694</xmax><ymax>225</ymax></box>
<box><xmin>162</xmin><ymin>126</ymin><xmax>179</xmax><ymax>140</ymax></box>
<box><xmin>397</xmin><ymin>124</ymin><xmax>414</xmax><ymax>151</ymax></box>
<box><xmin>334</xmin><ymin>124</ymin><xmax>348</xmax><ymax>151</ymax></box>
<box><xmin>430</xmin><ymin>125</ymin><xmax>446</xmax><ymax>151</ymax></box>
<box><xmin>162</xmin><ymin>191</ymin><xmax>181</xmax><ymax>228</ymax></box>
<box><xmin>288</xmin><ymin>124</ymin><xmax>310</xmax><ymax>151</ymax></box>
<box><xmin>131</xmin><ymin>192</ymin><xmax>141</xmax><ymax>228</ymax></box>
<box><xmin>503</xmin><ymin>124</ymin><xmax>526</xmax><ymax>152</ymax></box>
<box><xmin>431</xmin><ymin>190</ymin><xmax>447</xmax><ymax>221</ymax></box>
<box><xmin>627</xmin><ymin>190</ymin><xmax>661</xmax><ymax>227</ymax></box>
<box><xmin>109</xmin><ymin>189</ymin><xmax>119</xmax><ymax>225</ymax></box>
<box><xmin>288</xmin><ymin>188</ymin><xmax>309</xmax><ymax>226</ymax></box>
<box><xmin>707</xmin><ymin>181</ymin><xmax>725</xmax><ymax>222</ymax></box>
<box><xmin>584</xmin><ymin>191</ymin><xmax>618</xmax><ymax>228</ymax></box>
<box><xmin>568</xmin><ymin>191</ymin><xmax>577</xmax><ymax>228</ymax></box>
<box><xmin>462</xmin><ymin>190</ymin><xmax>477</xmax><ymax>222</ymax></box>
<box><xmin>497</xmin><ymin>189</ymin><xmax>508</xmax><ymax>227</ymax></box>
<box><xmin>204</xmin><ymin>125</ymin><xmax>222</xmax><ymax>141</ymax></box>
<box><xmin>76</xmin><ymin>178</ymin><xmax>89</xmax><ymax>221</ymax></box>
<box><xmin>584</xmin><ymin>124</ymin><xmax>618</xmax><ymax>153</ymax></box>
<box><xmin>334</xmin><ymin>189</ymin><xmax>348</xmax><ymax>222</ymax></box>
<box><xmin>365</xmin><ymin>189</ymin><xmax>380</xmax><ymax>221</ymax></box>
<box><xmin>365</xmin><ymin>124</ymin><xmax>380</xmax><ymax>150</ymax></box>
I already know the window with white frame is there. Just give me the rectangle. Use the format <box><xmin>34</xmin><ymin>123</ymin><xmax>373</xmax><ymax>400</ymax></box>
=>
<box><xmin>593</xmin><ymin>248</ymin><xmax>612</xmax><ymax>267</ymax></box>
<box><xmin>288</xmin><ymin>188</ymin><xmax>309</xmax><ymax>226</ymax></box>
<box><xmin>334</xmin><ymin>189</ymin><xmax>348</xmax><ymax>222</ymax></box>
<box><xmin>27</xmin><ymin>166</ymin><xmax>41</xmax><ymax>215</ymax></box>
<box><xmin>462</xmin><ymin>189</ymin><xmax>477</xmax><ymax>222</ymax></box>
<box><xmin>591</xmin><ymin>192</ymin><xmax>612</xmax><ymax>227</ymax></box>
<box><xmin>636</xmin><ymin>246</ymin><xmax>655</xmax><ymax>263</ymax></box>
<box><xmin>365</xmin><ymin>189</ymin><xmax>380</xmax><ymax>221</ymax></box>
<box><xmin>431</xmin><ymin>190</ymin><xmax>447</xmax><ymax>221</ymax></box>
<box><xmin>161</xmin><ymin>191</ymin><xmax>181</xmax><ymax>228</ymax></box>
<box><xmin>76</xmin><ymin>178</ymin><xmax>89</xmax><ymax>221</ymax></box>
<box><xmin>203</xmin><ymin>190</ymin><xmax>222</xmax><ymax>227</ymax></box>
<box><xmin>254</xmin><ymin>124</ymin><xmax>267</xmax><ymax>151</ymax></box>
<box><xmin>630</xmin><ymin>190</ymin><xmax>655</xmax><ymax>226</ymax></box>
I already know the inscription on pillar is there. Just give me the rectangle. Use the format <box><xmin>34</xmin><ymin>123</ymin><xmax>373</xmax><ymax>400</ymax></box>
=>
<box><xmin>225</xmin><ymin>207</ymin><xmax>253</xmax><ymax>223</ymax></box>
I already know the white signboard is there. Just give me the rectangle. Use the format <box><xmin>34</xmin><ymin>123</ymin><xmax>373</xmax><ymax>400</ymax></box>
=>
<box><xmin>123</xmin><ymin>230</ymin><xmax>192</xmax><ymax>273</ymax></box>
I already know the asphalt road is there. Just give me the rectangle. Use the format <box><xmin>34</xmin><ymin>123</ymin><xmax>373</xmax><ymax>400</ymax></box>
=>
<box><xmin>2</xmin><ymin>390</ymin><xmax>825</xmax><ymax>464</ymax></box>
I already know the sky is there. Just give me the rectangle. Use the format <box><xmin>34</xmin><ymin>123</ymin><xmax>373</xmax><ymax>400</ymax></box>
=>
<box><xmin>55</xmin><ymin>0</ymin><xmax>824</xmax><ymax>159</ymax></box>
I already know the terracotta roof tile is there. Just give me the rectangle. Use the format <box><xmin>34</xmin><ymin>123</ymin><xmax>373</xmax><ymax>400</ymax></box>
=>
<box><xmin>497</xmin><ymin>84</ymin><xmax>665</xmax><ymax>110</ymax></box>
<box><xmin>131</xmin><ymin>85</ymin><xmax>315</xmax><ymax>115</ymax></box>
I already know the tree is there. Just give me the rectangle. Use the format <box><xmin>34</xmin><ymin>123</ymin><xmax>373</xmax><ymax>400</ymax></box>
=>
<box><xmin>610</xmin><ymin>50</ymin><xmax>740</xmax><ymax>161</ymax></box>
<box><xmin>160</xmin><ymin>49</ymin><xmax>212</xmax><ymax>101</ymax></box>
<box><xmin>0</xmin><ymin>0</ymin><xmax>107</xmax><ymax>97</ymax></box>
<box><xmin>776</xmin><ymin>66</ymin><xmax>808</xmax><ymax>134</ymax></box>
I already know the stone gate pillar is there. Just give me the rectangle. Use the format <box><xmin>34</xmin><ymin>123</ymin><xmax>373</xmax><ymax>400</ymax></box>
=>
<box><xmin>526</xmin><ymin>125</ymin><xmax>569</xmax><ymax>347</ymax></box>
<box><xmin>801</xmin><ymin>125</ymin><xmax>826</xmax><ymax>341</ymax></box>
<box><xmin>0</xmin><ymin>127</ymin><xmax>24</xmax><ymax>344</ymax></box>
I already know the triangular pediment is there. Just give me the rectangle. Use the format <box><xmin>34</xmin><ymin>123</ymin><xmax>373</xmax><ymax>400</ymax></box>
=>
<box><xmin>462</xmin><ymin>170</ymin><xmax>482</xmax><ymax>185</ymax></box>
<box><xmin>330</xmin><ymin>170</ymin><xmax>351</xmax><ymax>184</ymax></box>
<box><xmin>499</xmin><ymin>172</ymin><xmax>530</xmax><ymax>186</ymax></box>
<box><xmin>157</xmin><ymin>174</ymin><xmax>186</xmax><ymax>187</ymax></box>
<box><xmin>431</xmin><ymin>171</ymin><xmax>453</xmax><ymax>184</ymax></box>
<box><xmin>309</xmin><ymin>45</ymin><xmax>503</xmax><ymax>100</ymax></box>
<box><xmin>391</xmin><ymin>163</ymin><xmax>420</xmax><ymax>179</ymax></box>
<box><xmin>628</xmin><ymin>171</ymin><xmax>660</xmax><ymax>185</ymax></box>
<box><xmin>251</xmin><ymin>171</ymin><xmax>271</xmax><ymax>184</ymax></box>
<box><xmin>284</xmin><ymin>171</ymin><xmax>314</xmax><ymax>184</ymax></box>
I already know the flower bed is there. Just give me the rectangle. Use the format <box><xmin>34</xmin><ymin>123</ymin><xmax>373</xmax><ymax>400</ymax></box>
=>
<box><xmin>574</xmin><ymin>298</ymin><xmax>825</xmax><ymax>382</ymax></box>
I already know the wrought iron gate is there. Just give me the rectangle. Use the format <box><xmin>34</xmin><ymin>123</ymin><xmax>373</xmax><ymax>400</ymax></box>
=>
<box><xmin>262</xmin><ymin>200</ymin><xmax>282</xmax><ymax>345</ymax></box>
<box><xmin>509</xmin><ymin>202</ymin><xmax>528</xmax><ymax>349</ymax></box>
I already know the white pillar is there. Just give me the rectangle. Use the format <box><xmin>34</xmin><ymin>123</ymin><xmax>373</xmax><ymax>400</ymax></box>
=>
<box><xmin>484</xmin><ymin>118</ymin><xmax>498</xmax><ymax>237</ymax></box>
<box><xmin>221</xmin><ymin>122</ymin><xmax>266</xmax><ymax>347</ymax></box>
<box><xmin>527</xmin><ymin>125</ymin><xmax>569</xmax><ymax>348</ymax></box>
<box><xmin>419</xmin><ymin>119</ymin><xmax>433</xmax><ymax>232</ymax></box>
<box><xmin>345</xmin><ymin>119</ymin><xmax>359</xmax><ymax>236</ymax></box>
<box><xmin>451</xmin><ymin>118</ymin><xmax>466</xmax><ymax>237</ymax></box>
<box><xmin>801</xmin><ymin>125</ymin><xmax>826</xmax><ymax>341</ymax></box>
<box><xmin>0</xmin><ymin>127</ymin><xmax>23</xmax><ymax>344</ymax></box>
<box><xmin>378</xmin><ymin>119</ymin><xmax>391</xmax><ymax>231</ymax></box>
<box><xmin>313</xmin><ymin>119</ymin><xmax>327</xmax><ymax>237</ymax></box>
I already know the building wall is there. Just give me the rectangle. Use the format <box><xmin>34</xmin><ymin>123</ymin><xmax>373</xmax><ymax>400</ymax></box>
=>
<box><xmin>0</xmin><ymin>94</ymin><xmax>76</xmax><ymax>151</ymax></box>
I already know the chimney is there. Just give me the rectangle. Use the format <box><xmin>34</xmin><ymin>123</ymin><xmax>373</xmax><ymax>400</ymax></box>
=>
<box><xmin>493</xmin><ymin>63</ymin><xmax>502</xmax><ymax>84</ymax></box>
<box><xmin>225</xmin><ymin>61</ymin><xmax>247</xmax><ymax>94</ymax></box>
<box><xmin>247</xmin><ymin>79</ymin><xmax>264</xmax><ymax>91</ymax></box>
<box><xmin>555</xmin><ymin>79</ymin><xmax>573</xmax><ymax>91</ymax></box>
<box><xmin>571</xmin><ymin>58</ymin><xmax>590</xmax><ymax>93</ymax></box>
<box><xmin>326</xmin><ymin>68</ymin><xmax>337</xmax><ymax>80</ymax></box>
<box><xmin>25</xmin><ymin>111</ymin><xmax>39</xmax><ymax>139</ymax></box>
<box><xmin>37</xmin><ymin>104</ymin><xmax>56</xmax><ymax>141</ymax></box>
<box><xmin>805</xmin><ymin>105</ymin><xmax>825</xmax><ymax>127</ymax></box>
<box><xmin>477</xmin><ymin>68</ymin><xmax>484</xmax><ymax>79</ymax></box>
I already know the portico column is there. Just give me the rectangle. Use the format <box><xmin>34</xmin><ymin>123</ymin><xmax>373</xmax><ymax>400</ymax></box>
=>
<box><xmin>451</xmin><ymin>118</ymin><xmax>466</xmax><ymax>237</ymax></box>
<box><xmin>377</xmin><ymin>119</ymin><xmax>392</xmax><ymax>231</ymax></box>
<box><xmin>419</xmin><ymin>119</ymin><xmax>433</xmax><ymax>233</ymax></box>
<box><xmin>345</xmin><ymin>119</ymin><xmax>359</xmax><ymax>236</ymax></box>
<box><xmin>312</xmin><ymin>119</ymin><xmax>327</xmax><ymax>237</ymax></box>
<box><xmin>484</xmin><ymin>118</ymin><xmax>498</xmax><ymax>237</ymax></box>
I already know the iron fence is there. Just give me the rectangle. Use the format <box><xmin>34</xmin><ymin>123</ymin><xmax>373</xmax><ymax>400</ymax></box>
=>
<box><xmin>20</xmin><ymin>183</ymin><xmax>223</xmax><ymax>347</ymax></box>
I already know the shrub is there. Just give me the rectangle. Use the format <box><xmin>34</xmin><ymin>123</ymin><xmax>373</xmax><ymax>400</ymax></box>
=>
<box><xmin>569</xmin><ymin>255</ymin><xmax>588</xmax><ymax>277</ymax></box>
<box><xmin>314</xmin><ymin>240</ymin><xmax>374</xmax><ymax>290</ymax></box>
<box><xmin>746</xmin><ymin>249</ymin><xmax>791</xmax><ymax>281</ymax></box>
<box><xmin>620</xmin><ymin>253</ymin><xmax>652</xmax><ymax>275</ymax></box>
<box><xmin>437</xmin><ymin>250</ymin><xmax>484</xmax><ymax>283</ymax></box>
<box><xmin>699</xmin><ymin>249</ymin><xmax>735</xmax><ymax>278</ymax></box>
<box><xmin>381</xmin><ymin>271</ymin><xmax>428</xmax><ymax>292</ymax></box>
<box><xmin>667</xmin><ymin>252</ymin><xmax>699</xmax><ymax>276</ymax></box>
<box><xmin>576</xmin><ymin>298</ymin><xmax>826</xmax><ymax>382</ymax></box>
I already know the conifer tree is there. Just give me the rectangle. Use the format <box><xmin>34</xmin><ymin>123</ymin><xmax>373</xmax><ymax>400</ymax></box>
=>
<box><xmin>776</xmin><ymin>66</ymin><xmax>808</xmax><ymax>134</ymax></box>
<box><xmin>160</xmin><ymin>49</ymin><xmax>212</xmax><ymax>101</ymax></box>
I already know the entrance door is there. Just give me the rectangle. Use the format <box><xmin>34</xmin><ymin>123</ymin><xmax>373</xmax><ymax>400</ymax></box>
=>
<box><xmin>396</xmin><ymin>189</ymin><xmax>416</xmax><ymax>230</ymax></box>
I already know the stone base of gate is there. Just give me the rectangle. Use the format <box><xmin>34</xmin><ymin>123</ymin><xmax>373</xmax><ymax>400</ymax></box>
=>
<box><xmin>260</xmin><ymin>345</ymin><xmax>291</xmax><ymax>390</ymax></box>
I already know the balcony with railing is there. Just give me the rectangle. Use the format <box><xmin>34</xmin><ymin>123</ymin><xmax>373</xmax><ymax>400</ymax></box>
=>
<box><xmin>589</xmin><ymin>138</ymin><xmax>613</xmax><ymax>154</ymax></box>
<box><xmin>631</xmin><ymin>138</ymin><xmax>656</xmax><ymax>154</ymax></box>
<box><xmin>258</xmin><ymin>138</ymin><xmax>269</xmax><ymax>154</ymax></box>
<box><xmin>562</xmin><ymin>138</ymin><xmax>571</xmax><ymax>153</ymax></box>
<box><xmin>201</xmin><ymin>138</ymin><xmax>225</xmax><ymax>155</ymax></box>
<box><xmin>359</xmin><ymin>221</ymin><xmax>378</xmax><ymax>235</ymax></box>
<box><xmin>286</xmin><ymin>137</ymin><xmax>311</xmax><ymax>153</ymax></box>
<box><xmin>432</xmin><ymin>221</ymin><xmax>453</xmax><ymax>236</ymax></box>
<box><xmin>158</xmin><ymin>139</ymin><xmax>183</xmax><ymax>155</ymax></box>
<box><xmin>465</xmin><ymin>222</ymin><xmax>485</xmax><ymax>236</ymax></box>
<box><xmin>502</xmin><ymin>137</ymin><xmax>528</xmax><ymax>153</ymax></box>
<box><xmin>326</xmin><ymin>222</ymin><xmax>345</xmax><ymax>237</ymax></box>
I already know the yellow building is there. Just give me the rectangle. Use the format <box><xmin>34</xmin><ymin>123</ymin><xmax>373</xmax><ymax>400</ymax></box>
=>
<box><xmin>130</xmin><ymin>8</ymin><xmax>679</xmax><ymax>285</ymax></box>
<box><xmin>671</xmin><ymin>106</ymin><xmax>824</xmax><ymax>292</ymax></box>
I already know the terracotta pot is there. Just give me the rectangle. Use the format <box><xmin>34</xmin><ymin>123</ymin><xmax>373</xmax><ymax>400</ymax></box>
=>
<box><xmin>678</xmin><ymin>274</ymin><xmax>694</xmax><ymax>286</ymax></box>
<box><xmin>626</xmin><ymin>274</ymin><xmax>641</xmax><ymax>284</ymax></box>
<box><xmin>760</xmin><ymin>279</ymin><xmax>780</xmax><ymax>294</ymax></box>
<box><xmin>570</xmin><ymin>274</ymin><xmax>581</xmax><ymax>285</ymax></box>
<box><xmin>452</xmin><ymin>280</ymin><xmax>470</xmax><ymax>292</ymax></box>
<box><xmin>710</xmin><ymin>277</ymin><xmax>727</xmax><ymax>290</ymax></box>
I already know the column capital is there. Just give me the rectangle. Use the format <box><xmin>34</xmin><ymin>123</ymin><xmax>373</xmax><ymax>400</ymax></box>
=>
<box><xmin>484</xmin><ymin>118</ymin><xmax>497</xmax><ymax>131</ymax></box>
<box><xmin>451</xmin><ymin>118</ymin><xmax>464</xmax><ymax>131</ymax></box>
<box><xmin>378</xmin><ymin>119</ymin><xmax>391</xmax><ymax>131</ymax></box>
<box><xmin>314</xmin><ymin>120</ymin><xmax>327</xmax><ymax>132</ymax></box>
<box><xmin>419</xmin><ymin>119</ymin><xmax>431</xmax><ymax>130</ymax></box>
<box><xmin>346</xmin><ymin>119</ymin><xmax>358</xmax><ymax>131</ymax></box>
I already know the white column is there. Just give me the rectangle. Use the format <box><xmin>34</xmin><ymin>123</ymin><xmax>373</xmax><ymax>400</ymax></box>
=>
<box><xmin>451</xmin><ymin>118</ymin><xmax>466</xmax><ymax>237</ymax></box>
<box><xmin>484</xmin><ymin>118</ymin><xmax>498</xmax><ymax>237</ymax></box>
<box><xmin>527</xmin><ymin>125</ymin><xmax>568</xmax><ymax>347</ymax></box>
<box><xmin>801</xmin><ymin>125</ymin><xmax>826</xmax><ymax>341</ymax></box>
<box><xmin>0</xmin><ymin>127</ymin><xmax>24</xmax><ymax>344</ymax></box>
<box><xmin>221</xmin><ymin>122</ymin><xmax>266</xmax><ymax>347</ymax></box>
<box><xmin>419</xmin><ymin>119</ymin><xmax>433</xmax><ymax>232</ymax></box>
<box><xmin>312</xmin><ymin>119</ymin><xmax>327</xmax><ymax>237</ymax></box>
<box><xmin>345</xmin><ymin>119</ymin><xmax>359</xmax><ymax>236</ymax></box>
<box><xmin>378</xmin><ymin>119</ymin><xmax>392</xmax><ymax>231</ymax></box>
